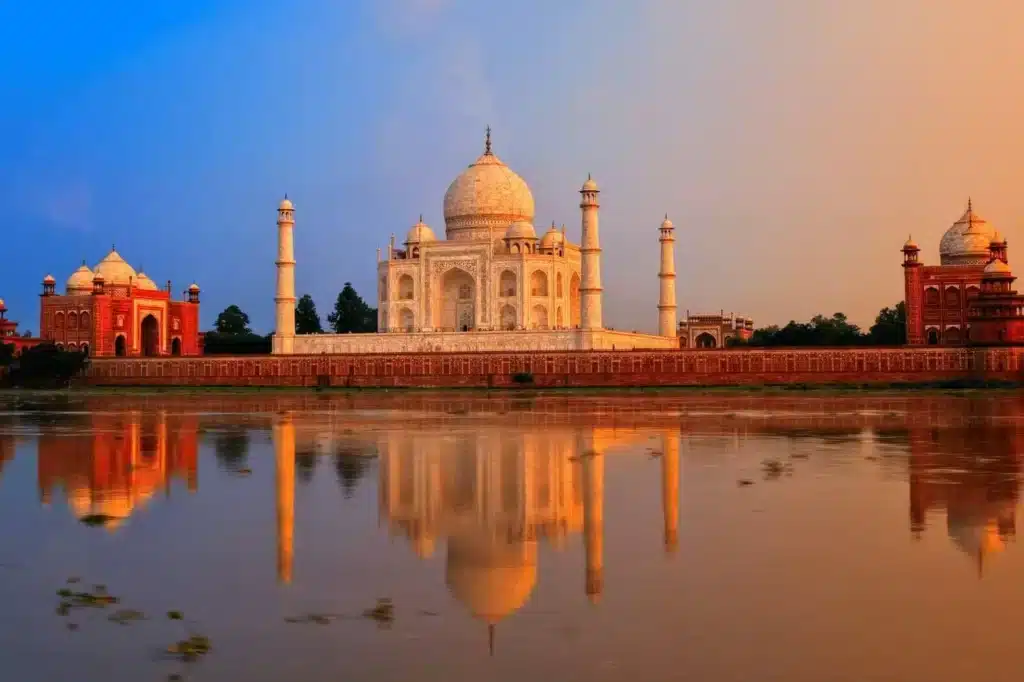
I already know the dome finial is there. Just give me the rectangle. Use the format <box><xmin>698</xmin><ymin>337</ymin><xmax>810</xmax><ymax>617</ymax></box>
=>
<box><xmin>419</xmin><ymin>213</ymin><xmax>423</xmax><ymax>223</ymax></box>
<box><xmin>968</xmin><ymin>196</ymin><xmax>973</xmax><ymax>212</ymax></box>
<box><xmin>484</xmin><ymin>126</ymin><xmax>492</xmax><ymax>155</ymax></box>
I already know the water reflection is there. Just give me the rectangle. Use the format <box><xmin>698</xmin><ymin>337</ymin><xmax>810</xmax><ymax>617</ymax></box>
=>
<box><xmin>5</xmin><ymin>392</ymin><xmax>1024</xmax><ymax>681</ymax></box>
<box><xmin>36</xmin><ymin>411</ymin><xmax>198</xmax><ymax>529</ymax></box>
<box><xmin>274</xmin><ymin>412</ymin><xmax>681</xmax><ymax>651</ymax></box>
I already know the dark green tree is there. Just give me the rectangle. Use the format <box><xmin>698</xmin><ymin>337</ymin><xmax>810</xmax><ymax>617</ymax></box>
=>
<box><xmin>295</xmin><ymin>294</ymin><xmax>323</xmax><ymax>334</ymax></box>
<box><xmin>0</xmin><ymin>343</ymin><xmax>14</xmax><ymax>367</ymax></box>
<box><xmin>334</xmin><ymin>444</ymin><xmax>375</xmax><ymax>499</ymax></box>
<box><xmin>327</xmin><ymin>283</ymin><xmax>377</xmax><ymax>333</ymax></box>
<box><xmin>296</xmin><ymin>449</ymin><xmax>318</xmax><ymax>484</ymax></box>
<box><xmin>867</xmin><ymin>302</ymin><xmax>906</xmax><ymax>345</ymax></box>
<box><xmin>213</xmin><ymin>428</ymin><xmax>250</xmax><ymax>472</ymax></box>
<box><xmin>214</xmin><ymin>305</ymin><xmax>252</xmax><ymax>335</ymax></box>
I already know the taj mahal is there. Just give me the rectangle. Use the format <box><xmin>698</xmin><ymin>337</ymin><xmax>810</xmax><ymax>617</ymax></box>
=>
<box><xmin>271</xmin><ymin>128</ymin><xmax>680</xmax><ymax>354</ymax></box>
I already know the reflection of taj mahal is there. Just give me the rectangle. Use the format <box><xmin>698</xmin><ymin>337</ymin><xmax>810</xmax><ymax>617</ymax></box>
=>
<box><xmin>272</xmin><ymin>413</ymin><xmax>681</xmax><ymax>650</ymax></box>
<box><xmin>271</xmin><ymin>129</ymin><xmax>680</xmax><ymax>354</ymax></box>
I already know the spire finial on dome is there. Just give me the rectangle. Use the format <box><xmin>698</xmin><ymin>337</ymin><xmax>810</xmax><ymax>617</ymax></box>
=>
<box><xmin>968</xmin><ymin>196</ymin><xmax>973</xmax><ymax>212</ymax></box>
<box><xmin>665</xmin><ymin>213</ymin><xmax>669</xmax><ymax>220</ymax></box>
<box><xmin>419</xmin><ymin>213</ymin><xmax>423</xmax><ymax>223</ymax></box>
<box><xmin>485</xmin><ymin>125</ymin><xmax>492</xmax><ymax>155</ymax></box>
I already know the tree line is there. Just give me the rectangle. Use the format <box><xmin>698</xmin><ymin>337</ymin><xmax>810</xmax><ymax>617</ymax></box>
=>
<box><xmin>729</xmin><ymin>302</ymin><xmax>906</xmax><ymax>347</ymax></box>
<box><xmin>204</xmin><ymin>283</ymin><xmax>377</xmax><ymax>354</ymax></box>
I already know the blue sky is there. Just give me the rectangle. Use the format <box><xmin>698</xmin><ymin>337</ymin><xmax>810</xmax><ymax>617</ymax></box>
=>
<box><xmin>2</xmin><ymin>1</ymin><xmax>1022</xmax><ymax>333</ymax></box>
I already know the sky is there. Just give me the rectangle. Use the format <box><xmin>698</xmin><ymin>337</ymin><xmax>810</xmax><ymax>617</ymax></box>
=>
<box><xmin>1</xmin><ymin>0</ymin><xmax>1022</xmax><ymax>334</ymax></box>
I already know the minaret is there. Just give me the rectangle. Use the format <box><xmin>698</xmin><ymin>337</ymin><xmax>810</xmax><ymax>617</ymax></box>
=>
<box><xmin>579</xmin><ymin>175</ymin><xmax>603</xmax><ymax>330</ymax></box>
<box><xmin>273</xmin><ymin>196</ymin><xmax>296</xmax><ymax>355</ymax></box>
<box><xmin>274</xmin><ymin>411</ymin><xmax>296</xmax><ymax>584</ymax></box>
<box><xmin>658</xmin><ymin>215</ymin><xmax>677</xmax><ymax>337</ymax></box>
<box><xmin>902</xmin><ymin>235</ymin><xmax>923</xmax><ymax>345</ymax></box>
<box><xmin>581</xmin><ymin>436</ymin><xmax>604</xmax><ymax>603</ymax></box>
<box><xmin>661</xmin><ymin>429</ymin><xmax>680</xmax><ymax>555</ymax></box>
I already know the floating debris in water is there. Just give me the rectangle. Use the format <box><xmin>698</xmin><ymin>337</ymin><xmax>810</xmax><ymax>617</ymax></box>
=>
<box><xmin>108</xmin><ymin>609</ymin><xmax>147</xmax><ymax>625</ymax></box>
<box><xmin>363</xmin><ymin>598</ymin><xmax>395</xmax><ymax>627</ymax></box>
<box><xmin>737</xmin><ymin>479</ymin><xmax>755</xmax><ymax>487</ymax></box>
<box><xmin>761</xmin><ymin>458</ymin><xmax>792</xmax><ymax>480</ymax></box>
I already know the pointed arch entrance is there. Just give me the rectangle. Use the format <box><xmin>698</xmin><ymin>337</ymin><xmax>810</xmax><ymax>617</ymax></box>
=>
<box><xmin>141</xmin><ymin>315</ymin><xmax>160</xmax><ymax>356</ymax></box>
<box><xmin>439</xmin><ymin>268</ymin><xmax>476</xmax><ymax>331</ymax></box>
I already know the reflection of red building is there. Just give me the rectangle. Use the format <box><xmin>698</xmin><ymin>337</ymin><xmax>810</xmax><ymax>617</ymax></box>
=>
<box><xmin>37</xmin><ymin>412</ymin><xmax>199</xmax><ymax>530</ymax></box>
<box><xmin>0</xmin><ymin>299</ymin><xmax>44</xmax><ymax>353</ymax></box>
<box><xmin>39</xmin><ymin>249</ymin><xmax>201</xmax><ymax>357</ymax></box>
<box><xmin>902</xmin><ymin>200</ymin><xmax>1021</xmax><ymax>345</ymax></box>
<box><xmin>907</xmin><ymin>419</ymin><xmax>1022</xmax><ymax>575</ymax></box>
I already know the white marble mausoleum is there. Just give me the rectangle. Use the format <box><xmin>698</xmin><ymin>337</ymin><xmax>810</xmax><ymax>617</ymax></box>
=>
<box><xmin>272</xmin><ymin>129</ymin><xmax>679</xmax><ymax>354</ymax></box>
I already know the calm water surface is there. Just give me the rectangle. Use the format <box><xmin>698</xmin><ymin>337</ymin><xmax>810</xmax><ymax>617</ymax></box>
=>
<box><xmin>1</xmin><ymin>390</ymin><xmax>1023</xmax><ymax>681</ymax></box>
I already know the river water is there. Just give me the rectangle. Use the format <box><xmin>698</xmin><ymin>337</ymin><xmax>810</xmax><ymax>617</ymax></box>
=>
<box><xmin>0</xmin><ymin>390</ymin><xmax>1022</xmax><ymax>682</ymax></box>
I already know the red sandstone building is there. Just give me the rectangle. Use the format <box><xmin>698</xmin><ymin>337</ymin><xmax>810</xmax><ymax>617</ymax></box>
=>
<box><xmin>902</xmin><ymin>200</ymin><xmax>1024</xmax><ymax>345</ymax></box>
<box><xmin>0</xmin><ymin>299</ymin><xmax>44</xmax><ymax>353</ymax></box>
<box><xmin>40</xmin><ymin>249</ymin><xmax>201</xmax><ymax>357</ymax></box>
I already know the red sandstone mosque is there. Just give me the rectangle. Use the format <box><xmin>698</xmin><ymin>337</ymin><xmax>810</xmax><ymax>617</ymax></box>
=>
<box><xmin>903</xmin><ymin>200</ymin><xmax>1024</xmax><ymax>346</ymax></box>
<box><xmin>38</xmin><ymin>248</ymin><xmax>202</xmax><ymax>357</ymax></box>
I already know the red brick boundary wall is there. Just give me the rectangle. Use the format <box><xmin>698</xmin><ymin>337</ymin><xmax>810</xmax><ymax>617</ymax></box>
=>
<box><xmin>83</xmin><ymin>347</ymin><xmax>1024</xmax><ymax>388</ymax></box>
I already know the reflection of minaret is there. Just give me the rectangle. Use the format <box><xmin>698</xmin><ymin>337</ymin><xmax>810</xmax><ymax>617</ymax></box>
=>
<box><xmin>274</xmin><ymin>412</ymin><xmax>296</xmax><ymax>584</ymax></box>
<box><xmin>662</xmin><ymin>429</ymin><xmax>680</xmax><ymax>555</ymax></box>
<box><xmin>581</xmin><ymin>437</ymin><xmax>604</xmax><ymax>603</ymax></box>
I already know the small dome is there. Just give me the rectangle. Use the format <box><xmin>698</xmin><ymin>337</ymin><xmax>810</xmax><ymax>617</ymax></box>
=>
<box><xmin>582</xmin><ymin>175</ymin><xmax>598</xmax><ymax>192</ymax></box>
<box><xmin>188</xmin><ymin>282</ymin><xmax>200</xmax><ymax>292</ymax></box>
<box><xmin>539</xmin><ymin>222</ymin><xmax>565</xmax><ymax>249</ymax></box>
<box><xmin>505</xmin><ymin>221</ymin><xmax>537</xmax><ymax>240</ymax></box>
<box><xmin>903</xmin><ymin>235</ymin><xmax>919</xmax><ymax>250</ymax></box>
<box><xmin>43</xmin><ymin>274</ymin><xmax>55</xmax><ymax>284</ymax></box>
<box><xmin>984</xmin><ymin>259</ymin><xmax>1012</xmax><ymax>275</ymax></box>
<box><xmin>992</xmin><ymin>230</ymin><xmax>1006</xmax><ymax>245</ymax></box>
<box><xmin>279</xmin><ymin>197</ymin><xmax>293</xmax><ymax>211</ymax></box>
<box><xmin>65</xmin><ymin>264</ymin><xmax>94</xmax><ymax>293</ymax></box>
<box><xmin>93</xmin><ymin>249</ymin><xmax>138</xmax><ymax>286</ymax></box>
<box><xmin>939</xmin><ymin>200</ymin><xmax>998</xmax><ymax>265</ymax></box>
<box><xmin>0</xmin><ymin>298</ymin><xmax>6</xmax><ymax>309</ymax></box>
<box><xmin>92</xmin><ymin>272</ymin><xmax>105</xmax><ymax>282</ymax></box>
<box><xmin>135</xmin><ymin>272</ymin><xmax>158</xmax><ymax>291</ymax></box>
<box><xmin>661</xmin><ymin>215</ymin><xmax>674</xmax><ymax>229</ymax></box>
<box><xmin>406</xmin><ymin>216</ymin><xmax>437</xmax><ymax>244</ymax></box>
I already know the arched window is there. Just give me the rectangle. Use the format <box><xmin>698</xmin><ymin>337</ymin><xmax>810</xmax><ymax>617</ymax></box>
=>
<box><xmin>55</xmin><ymin>312</ymin><xmax>65</xmax><ymax>330</ymax></box>
<box><xmin>556</xmin><ymin>272</ymin><xmax>564</xmax><ymax>298</ymax></box>
<box><xmin>115</xmin><ymin>335</ymin><xmax>127</xmax><ymax>357</ymax></box>
<box><xmin>68</xmin><ymin>312</ymin><xmax>78</xmax><ymax>330</ymax></box>
<box><xmin>81</xmin><ymin>343</ymin><xmax>90</xmax><ymax>356</ymax></box>
<box><xmin>966</xmin><ymin>285</ymin><xmax>981</xmax><ymax>298</ymax></box>
<box><xmin>926</xmin><ymin>328</ymin><xmax>939</xmax><ymax>345</ymax></box>
<box><xmin>499</xmin><ymin>271</ymin><xmax>516</xmax><ymax>298</ymax></box>
<box><xmin>924</xmin><ymin>288</ymin><xmax>940</xmax><ymax>307</ymax></box>
<box><xmin>530</xmin><ymin>271</ymin><xmax>548</xmax><ymax>297</ymax></box>
<box><xmin>79</xmin><ymin>311</ymin><xmax>91</xmax><ymax>330</ymax></box>
<box><xmin>398</xmin><ymin>275</ymin><xmax>414</xmax><ymax>300</ymax></box>
<box><xmin>944</xmin><ymin>287</ymin><xmax>961</xmax><ymax>308</ymax></box>
<box><xmin>171</xmin><ymin>338</ymin><xmax>182</xmax><ymax>356</ymax></box>
<box><xmin>944</xmin><ymin>326</ymin><xmax>961</xmax><ymax>344</ymax></box>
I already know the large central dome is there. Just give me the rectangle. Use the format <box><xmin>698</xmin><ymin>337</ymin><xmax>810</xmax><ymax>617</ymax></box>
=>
<box><xmin>939</xmin><ymin>200</ymin><xmax>998</xmax><ymax>266</ymax></box>
<box><xmin>442</xmin><ymin>129</ymin><xmax>535</xmax><ymax>241</ymax></box>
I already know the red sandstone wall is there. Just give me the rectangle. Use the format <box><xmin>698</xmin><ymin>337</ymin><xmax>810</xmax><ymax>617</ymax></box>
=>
<box><xmin>83</xmin><ymin>347</ymin><xmax>1024</xmax><ymax>388</ymax></box>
